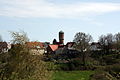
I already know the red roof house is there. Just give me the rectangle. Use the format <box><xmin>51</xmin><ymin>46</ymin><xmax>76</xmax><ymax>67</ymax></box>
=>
<box><xmin>47</xmin><ymin>45</ymin><xmax>58</xmax><ymax>54</ymax></box>
<box><xmin>26</xmin><ymin>42</ymin><xmax>45</xmax><ymax>55</ymax></box>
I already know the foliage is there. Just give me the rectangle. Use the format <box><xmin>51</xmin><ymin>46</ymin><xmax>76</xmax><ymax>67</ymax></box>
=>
<box><xmin>89</xmin><ymin>70</ymin><xmax>116</xmax><ymax>80</ymax></box>
<box><xmin>56</xmin><ymin>58</ymin><xmax>97</xmax><ymax>71</ymax></box>
<box><xmin>102</xmin><ymin>54</ymin><xmax>120</xmax><ymax>65</ymax></box>
<box><xmin>105</xmin><ymin>64</ymin><xmax>120</xmax><ymax>79</ymax></box>
<box><xmin>90</xmin><ymin>64</ymin><xmax>120</xmax><ymax>80</ymax></box>
<box><xmin>0</xmin><ymin>30</ymin><xmax>52</xmax><ymax>80</ymax></box>
<box><xmin>0</xmin><ymin>45</ymin><xmax>52</xmax><ymax>80</ymax></box>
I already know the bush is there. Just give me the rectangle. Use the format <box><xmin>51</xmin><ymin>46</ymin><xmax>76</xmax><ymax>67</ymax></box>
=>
<box><xmin>102</xmin><ymin>54</ymin><xmax>120</xmax><ymax>65</ymax></box>
<box><xmin>90</xmin><ymin>64</ymin><xmax>120</xmax><ymax>80</ymax></box>
<box><xmin>0</xmin><ymin>45</ymin><xmax>52</xmax><ymax>80</ymax></box>
<box><xmin>105</xmin><ymin>64</ymin><xmax>120</xmax><ymax>79</ymax></box>
<box><xmin>56</xmin><ymin>58</ymin><xmax>97</xmax><ymax>71</ymax></box>
<box><xmin>89</xmin><ymin>70</ymin><xmax>117</xmax><ymax>80</ymax></box>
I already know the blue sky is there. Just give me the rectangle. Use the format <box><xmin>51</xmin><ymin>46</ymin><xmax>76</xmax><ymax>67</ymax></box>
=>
<box><xmin>0</xmin><ymin>0</ymin><xmax>120</xmax><ymax>43</ymax></box>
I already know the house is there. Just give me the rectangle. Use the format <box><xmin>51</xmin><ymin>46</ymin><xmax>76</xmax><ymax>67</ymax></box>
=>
<box><xmin>52</xmin><ymin>44</ymin><xmax>80</xmax><ymax>60</ymax></box>
<box><xmin>47</xmin><ymin>45</ymin><xmax>58</xmax><ymax>54</ymax></box>
<box><xmin>26</xmin><ymin>42</ymin><xmax>45</xmax><ymax>55</ymax></box>
<box><xmin>66</xmin><ymin>42</ymin><xmax>75</xmax><ymax>50</ymax></box>
<box><xmin>47</xmin><ymin>31</ymin><xmax>78</xmax><ymax>55</ymax></box>
<box><xmin>47</xmin><ymin>31</ymin><xmax>65</xmax><ymax>54</ymax></box>
<box><xmin>46</xmin><ymin>31</ymin><xmax>81</xmax><ymax>61</ymax></box>
<box><xmin>90</xmin><ymin>42</ymin><xmax>102</xmax><ymax>51</ymax></box>
<box><xmin>52</xmin><ymin>31</ymin><xmax>64</xmax><ymax>46</ymax></box>
<box><xmin>0</xmin><ymin>42</ymin><xmax>11</xmax><ymax>53</ymax></box>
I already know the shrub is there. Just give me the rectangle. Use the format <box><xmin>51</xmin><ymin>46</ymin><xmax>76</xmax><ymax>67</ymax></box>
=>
<box><xmin>89</xmin><ymin>70</ymin><xmax>117</xmax><ymax>80</ymax></box>
<box><xmin>56</xmin><ymin>58</ymin><xmax>97</xmax><ymax>71</ymax></box>
<box><xmin>102</xmin><ymin>54</ymin><xmax>120</xmax><ymax>65</ymax></box>
<box><xmin>105</xmin><ymin>64</ymin><xmax>120</xmax><ymax>79</ymax></box>
<box><xmin>0</xmin><ymin>45</ymin><xmax>52</xmax><ymax>80</ymax></box>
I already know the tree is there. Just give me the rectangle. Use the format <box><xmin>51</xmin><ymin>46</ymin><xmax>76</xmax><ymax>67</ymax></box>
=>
<box><xmin>114</xmin><ymin>33</ymin><xmax>120</xmax><ymax>50</ymax></box>
<box><xmin>105</xmin><ymin>33</ymin><xmax>114</xmax><ymax>45</ymax></box>
<box><xmin>10</xmin><ymin>30</ymin><xmax>29</xmax><ymax>44</ymax></box>
<box><xmin>53</xmin><ymin>39</ymin><xmax>57</xmax><ymax>44</ymax></box>
<box><xmin>73</xmin><ymin>32</ymin><xmax>93</xmax><ymax>52</ymax></box>
<box><xmin>0</xmin><ymin>35</ymin><xmax>3</xmax><ymax>42</ymax></box>
<box><xmin>0</xmin><ymin>30</ymin><xmax>52</xmax><ymax>80</ymax></box>
<box><xmin>98</xmin><ymin>33</ymin><xmax>114</xmax><ymax>54</ymax></box>
<box><xmin>115</xmin><ymin>33</ymin><xmax>120</xmax><ymax>41</ymax></box>
<box><xmin>73</xmin><ymin>32</ymin><xmax>93</xmax><ymax>66</ymax></box>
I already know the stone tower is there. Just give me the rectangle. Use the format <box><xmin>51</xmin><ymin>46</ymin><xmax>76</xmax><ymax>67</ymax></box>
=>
<box><xmin>59</xmin><ymin>31</ymin><xmax>64</xmax><ymax>44</ymax></box>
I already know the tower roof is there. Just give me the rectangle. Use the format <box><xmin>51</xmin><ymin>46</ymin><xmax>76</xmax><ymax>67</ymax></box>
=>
<box><xmin>59</xmin><ymin>30</ymin><xmax>64</xmax><ymax>33</ymax></box>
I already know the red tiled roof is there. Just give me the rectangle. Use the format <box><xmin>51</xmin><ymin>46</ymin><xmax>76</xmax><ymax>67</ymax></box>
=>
<box><xmin>49</xmin><ymin>45</ymin><xmax>58</xmax><ymax>51</ymax></box>
<box><xmin>26</xmin><ymin>42</ymin><xmax>44</xmax><ymax>49</ymax></box>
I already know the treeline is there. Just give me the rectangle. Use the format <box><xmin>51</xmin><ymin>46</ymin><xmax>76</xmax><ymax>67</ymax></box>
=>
<box><xmin>99</xmin><ymin>33</ymin><xmax>120</xmax><ymax>54</ymax></box>
<box><xmin>73</xmin><ymin>32</ymin><xmax>120</xmax><ymax>53</ymax></box>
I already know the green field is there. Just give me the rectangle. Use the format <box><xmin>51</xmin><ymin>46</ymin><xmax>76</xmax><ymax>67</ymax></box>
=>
<box><xmin>52</xmin><ymin>71</ymin><xmax>94</xmax><ymax>80</ymax></box>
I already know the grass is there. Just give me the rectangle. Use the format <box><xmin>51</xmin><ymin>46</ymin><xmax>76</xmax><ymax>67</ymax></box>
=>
<box><xmin>52</xmin><ymin>71</ymin><xmax>94</xmax><ymax>80</ymax></box>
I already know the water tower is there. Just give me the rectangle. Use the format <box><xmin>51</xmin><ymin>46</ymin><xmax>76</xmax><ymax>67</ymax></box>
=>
<box><xmin>59</xmin><ymin>31</ymin><xmax>64</xmax><ymax>44</ymax></box>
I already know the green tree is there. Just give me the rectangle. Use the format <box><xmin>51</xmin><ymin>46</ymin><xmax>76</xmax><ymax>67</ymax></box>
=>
<box><xmin>0</xmin><ymin>30</ymin><xmax>52</xmax><ymax>80</ymax></box>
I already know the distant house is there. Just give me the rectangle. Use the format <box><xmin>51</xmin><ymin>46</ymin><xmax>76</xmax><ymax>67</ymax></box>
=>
<box><xmin>66</xmin><ymin>42</ymin><xmax>75</xmax><ymax>50</ymax></box>
<box><xmin>26</xmin><ymin>42</ymin><xmax>45</xmax><ymax>55</ymax></box>
<box><xmin>46</xmin><ymin>31</ymin><xmax>80</xmax><ymax>60</ymax></box>
<box><xmin>90</xmin><ymin>42</ymin><xmax>102</xmax><ymax>51</ymax></box>
<box><xmin>47</xmin><ymin>45</ymin><xmax>58</xmax><ymax>54</ymax></box>
<box><xmin>47</xmin><ymin>42</ymin><xmax>80</xmax><ymax>60</ymax></box>
<box><xmin>47</xmin><ymin>31</ymin><xmax>78</xmax><ymax>55</ymax></box>
<box><xmin>43</xmin><ymin>42</ymin><xmax>50</xmax><ymax>48</ymax></box>
<box><xmin>0</xmin><ymin>42</ymin><xmax>11</xmax><ymax>53</ymax></box>
<box><xmin>64</xmin><ymin>42</ymin><xmax>80</xmax><ymax>59</ymax></box>
<box><xmin>53</xmin><ymin>45</ymin><xmax>80</xmax><ymax>60</ymax></box>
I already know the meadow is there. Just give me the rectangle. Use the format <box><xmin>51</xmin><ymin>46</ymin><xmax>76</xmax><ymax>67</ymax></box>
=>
<box><xmin>52</xmin><ymin>71</ymin><xmax>94</xmax><ymax>80</ymax></box>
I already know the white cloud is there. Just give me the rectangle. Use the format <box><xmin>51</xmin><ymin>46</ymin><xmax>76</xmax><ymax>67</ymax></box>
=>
<box><xmin>0</xmin><ymin>0</ymin><xmax>120</xmax><ymax>18</ymax></box>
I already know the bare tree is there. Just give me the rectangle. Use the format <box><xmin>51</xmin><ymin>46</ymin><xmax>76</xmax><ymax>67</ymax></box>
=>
<box><xmin>114</xmin><ymin>32</ymin><xmax>120</xmax><ymax>50</ymax></box>
<box><xmin>99</xmin><ymin>35</ymin><xmax>106</xmax><ymax>46</ymax></box>
<box><xmin>105</xmin><ymin>33</ymin><xmax>114</xmax><ymax>45</ymax></box>
<box><xmin>115</xmin><ymin>33</ymin><xmax>120</xmax><ymax>41</ymax></box>
<box><xmin>98</xmin><ymin>35</ymin><xmax>106</xmax><ymax>54</ymax></box>
<box><xmin>73</xmin><ymin>32</ymin><xmax>93</xmax><ymax>66</ymax></box>
<box><xmin>10</xmin><ymin>30</ymin><xmax>29</xmax><ymax>44</ymax></box>
<box><xmin>99</xmin><ymin>33</ymin><xmax>114</xmax><ymax>54</ymax></box>
<box><xmin>73</xmin><ymin>32</ymin><xmax>93</xmax><ymax>52</ymax></box>
<box><xmin>0</xmin><ymin>35</ymin><xmax>3</xmax><ymax>42</ymax></box>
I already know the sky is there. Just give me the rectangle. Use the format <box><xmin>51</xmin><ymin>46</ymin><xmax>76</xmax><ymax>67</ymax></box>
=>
<box><xmin>0</xmin><ymin>0</ymin><xmax>120</xmax><ymax>43</ymax></box>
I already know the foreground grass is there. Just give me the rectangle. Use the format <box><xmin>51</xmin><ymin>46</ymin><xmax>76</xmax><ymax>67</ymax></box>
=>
<box><xmin>52</xmin><ymin>71</ymin><xmax>94</xmax><ymax>80</ymax></box>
